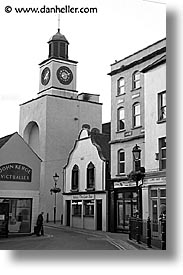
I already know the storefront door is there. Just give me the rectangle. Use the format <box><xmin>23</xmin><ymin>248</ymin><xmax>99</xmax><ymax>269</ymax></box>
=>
<box><xmin>0</xmin><ymin>202</ymin><xmax>9</xmax><ymax>237</ymax></box>
<box><xmin>116</xmin><ymin>189</ymin><xmax>139</xmax><ymax>231</ymax></box>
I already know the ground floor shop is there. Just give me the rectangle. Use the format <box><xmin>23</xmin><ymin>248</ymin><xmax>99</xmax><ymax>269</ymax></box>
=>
<box><xmin>142</xmin><ymin>175</ymin><xmax>166</xmax><ymax>238</ymax></box>
<box><xmin>63</xmin><ymin>192</ymin><xmax>108</xmax><ymax>231</ymax></box>
<box><xmin>109</xmin><ymin>183</ymin><xmax>142</xmax><ymax>232</ymax></box>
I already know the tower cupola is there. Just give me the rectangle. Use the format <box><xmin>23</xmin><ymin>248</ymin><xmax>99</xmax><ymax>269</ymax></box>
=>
<box><xmin>48</xmin><ymin>28</ymin><xmax>69</xmax><ymax>59</ymax></box>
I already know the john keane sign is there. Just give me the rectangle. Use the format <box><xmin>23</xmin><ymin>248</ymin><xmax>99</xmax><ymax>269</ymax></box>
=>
<box><xmin>0</xmin><ymin>163</ymin><xmax>32</xmax><ymax>182</ymax></box>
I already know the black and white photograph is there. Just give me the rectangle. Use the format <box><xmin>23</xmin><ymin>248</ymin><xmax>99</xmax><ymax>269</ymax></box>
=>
<box><xmin>0</xmin><ymin>0</ymin><xmax>182</xmax><ymax>273</ymax></box>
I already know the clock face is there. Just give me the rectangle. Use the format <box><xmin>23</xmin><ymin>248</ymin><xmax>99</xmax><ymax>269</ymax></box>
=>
<box><xmin>57</xmin><ymin>66</ymin><xmax>73</xmax><ymax>85</ymax></box>
<box><xmin>41</xmin><ymin>67</ymin><xmax>51</xmax><ymax>86</ymax></box>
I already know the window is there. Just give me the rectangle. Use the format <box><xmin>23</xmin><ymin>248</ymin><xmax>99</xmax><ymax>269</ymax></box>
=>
<box><xmin>117</xmin><ymin>107</ymin><xmax>125</xmax><ymax>131</ymax></box>
<box><xmin>117</xmin><ymin>77</ymin><xmax>125</xmax><ymax>95</ymax></box>
<box><xmin>133</xmin><ymin>103</ymin><xmax>141</xmax><ymax>128</ymax></box>
<box><xmin>118</xmin><ymin>149</ymin><xmax>125</xmax><ymax>174</ymax></box>
<box><xmin>84</xmin><ymin>200</ymin><xmax>94</xmax><ymax>216</ymax></box>
<box><xmin>71</xmin><ymin>165</ymin><xmax>79</xmax><ymax>191</ymax></box>
<box><xmin>159</xmin><ymin>137</ymin><xmax>166</xmax><ymax>170</ymax></box>
<box><xmin>72</xmin><ymin>201</ymin><xmax>82</xmax><ymax>216</ymax></box>
<box><xmin>87</xmin><ymin>162</ymin><xmax>95</xmax><ymax>189</ymax></box>
<box><xmin>158</xmin><ymin>91</ymin><xmax>166</xmax><ymax>121</ymax></box>
<box><xmin>132</xmin><ymin>71</ymin><xmax>141</xmax><ymax>89</ymax></box>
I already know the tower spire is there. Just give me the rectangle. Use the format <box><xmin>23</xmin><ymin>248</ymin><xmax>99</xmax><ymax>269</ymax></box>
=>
<box><xmin>58</xmin><ymin>13</ymin><xmax>60</xmax><ymax>33</ymax></box>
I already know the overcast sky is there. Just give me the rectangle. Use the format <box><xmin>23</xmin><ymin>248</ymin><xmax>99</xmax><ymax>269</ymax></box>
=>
<box><xmin>0</xmin><ymin>0</ymin><xmax>166</xmax><ymax>137</ymax></box>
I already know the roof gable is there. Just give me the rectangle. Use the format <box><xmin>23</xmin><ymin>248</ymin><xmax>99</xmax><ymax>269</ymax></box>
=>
<box><xmin>0</xmin><ymin>133</ymin><xmax>15</xmax><ymax>149</ymax></box>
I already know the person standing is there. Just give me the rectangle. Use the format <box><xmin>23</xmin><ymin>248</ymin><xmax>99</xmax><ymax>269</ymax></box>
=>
<box><xmin>36</xmin><ymin>212</ymin><xmax>44</xmax><ymax>236</ymax></box>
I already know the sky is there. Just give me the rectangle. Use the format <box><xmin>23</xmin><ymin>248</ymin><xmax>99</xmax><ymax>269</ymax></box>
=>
<box><xmin>0</xmin><ymin>0</ymin><xmax>166</xmax><ymax>137</ymax></box>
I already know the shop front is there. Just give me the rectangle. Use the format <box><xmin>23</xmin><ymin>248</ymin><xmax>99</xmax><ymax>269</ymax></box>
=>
<box><xmin>110</xmin><ymin>180</ymin><xmax>142</xmax><ymax>232</ymax></box>
<box><xmin>63</xmin><ymin>192</ymin><xmax>107</xmax><ymax>231</ymax></box>
<box><xmin>0</xmin><ymin>133</ymin><xmax>41</xmax><ymax>235</ymax></box>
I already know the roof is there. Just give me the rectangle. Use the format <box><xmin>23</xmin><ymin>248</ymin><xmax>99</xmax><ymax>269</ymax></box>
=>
<box><xmin>48</xmin><ymin>29</ymin><xmax>69</xmax><ymax>44</ymax></box>
<box><xmin>91</xmin><ymin>131</ymin><xmax>110</xmax><ymax>161</ymax></box>
<box><xmin>0</xmin><ymin>133</ymin><xmax>15</xmax><ymax>149</ymax></box>
<box><xmin>141</xmin><ymin>55</ymin><xmax>166</xmax><ymax>73</ymax></box>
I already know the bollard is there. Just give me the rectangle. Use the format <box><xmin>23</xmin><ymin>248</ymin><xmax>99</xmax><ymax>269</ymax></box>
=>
<box><xmin>129</xmin><ymin>217</ymin><xmax>132</xmax><ymax>240</ymax></box>
<box><xmin>136</xmin><ymin>217</ymin><xmax>140</xmax><ymax>244</ymax></box>
<box><xmin>161</xmin><ymin>216</ymin><xmax>166</xmax><ymax>250</ymax></box>
<box><xmin>146</xmin><ymin>217</ymin><xmax>152</xmax><ymax>248</ymax></box>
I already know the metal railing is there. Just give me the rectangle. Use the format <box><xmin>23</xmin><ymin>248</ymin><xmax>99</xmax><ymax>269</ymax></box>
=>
<box><xmin>129</xmin><ymin>216</ymin><xmax>166</xmax><ymax>249</ymax></box>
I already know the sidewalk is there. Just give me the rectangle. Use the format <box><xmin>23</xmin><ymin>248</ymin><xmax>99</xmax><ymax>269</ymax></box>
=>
<box><xmin>44</xmin><ymin>222</ymin><xmax>157</xmax><ymax>250</ymax></box>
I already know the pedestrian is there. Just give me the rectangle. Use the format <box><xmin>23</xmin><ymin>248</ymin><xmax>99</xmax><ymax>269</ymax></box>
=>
<box><xmin>36</xmin><ymin>212</ymin><xmax>44</xmax><ymax>236</ymax></box>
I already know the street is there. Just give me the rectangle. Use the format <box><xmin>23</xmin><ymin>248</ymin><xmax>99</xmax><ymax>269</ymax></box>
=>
<box><xmin>0</xmin><ymin>225</ymin><xmax>139</xmax><ymax>250</ymax></box>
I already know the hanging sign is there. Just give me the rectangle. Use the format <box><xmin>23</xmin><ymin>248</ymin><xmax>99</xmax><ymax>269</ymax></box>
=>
<box><xmin>0</xmin><ymin>163</ymin><xmax>32</xmax><ymax>182</ymax></box>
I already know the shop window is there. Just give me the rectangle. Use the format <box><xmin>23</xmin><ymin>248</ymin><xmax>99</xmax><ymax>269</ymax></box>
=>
<box><xmin>158</xmin><ymin>91</ymin><xmax>166</xmax><ymax>121</ymax></box>
<box><xmin>118</xmin><ymin>149</ymin><xmax>125</xmax><ymax>174</ymax></box>
<box><xmin>132</xmin><ymin>71</ymin><xmax>141</xmax><ymax>89</ymax></box>
<box><xmin>133</xmin><ymin>103</ymin><xmax>141</xmax><ymax>128</ymax></box>
<box><xmin>1</xmin><ymin>198</ymin><xmax>32</xmax><ymax>233</ymax></box>
<box><xmin>117</xmin><ymin>77</ymin><xmax>125</xmax><ymax>95</ymax></box>
<box><xmin>71</xmin><ymin>164</ymin><xmax>79</xmax><ymax>191</ymax></box>
<box><xmin>159</xmin><ymin>137</ymin><xmax>166</xmax><ymax>170</ymax></box>
<box><xmin>87</xmin><ymin>162</ymin><xmax>95</xmax><ymax>190</ymax></box>
<box><xmin>117</xmin><ymin>107</ymin><xmax>125</xmax><ymax>131</ymax></box>
<box><xmin>84</xmin><ymin>200</ymin><xmax>94</xmax><ymax>216</ymax></box>
<box><xmin>72</xmin><ymin>200</ymin><xmax>82</xmax><ymax>216</ymax></box>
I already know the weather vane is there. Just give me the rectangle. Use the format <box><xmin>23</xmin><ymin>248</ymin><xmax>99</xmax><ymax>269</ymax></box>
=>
<box><xmin>58</xmin><ymin>13</ymin><xmax>60</xmax><ymax>32</ymax></box>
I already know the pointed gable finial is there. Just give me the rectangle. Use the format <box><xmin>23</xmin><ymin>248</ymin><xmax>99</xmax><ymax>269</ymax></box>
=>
<box><xmin>58</xmin><ymin>13</ymin><xmax>60</xmax><ymax>33</ymax></box>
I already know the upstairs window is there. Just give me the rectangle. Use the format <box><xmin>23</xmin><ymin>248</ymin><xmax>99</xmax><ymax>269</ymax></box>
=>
<box><xmin>71</xmin><ymin>165</ymin><xmax>79</xmax><ymax>191</ymax></box>
<box><xmin>158</xmin><ymin>91</ymin><xmax>166</xmax><ymax>121</ymax></box>
<box><xmin>159</xmin><ymin>137</ymin><xmax>166</xmax><ymax>170</ymax></box>
<box><xmin>117</xmin><ymin>77</ymin><xmax>125</xmax><ymax>95</ymax></box>
<box><xmin>132</xmin><ymin>71</ymin><xmax>141</xmax><ymax>90</ymax></box>
<box><xmin>117</xmin><ymin>107</ymin><xmax>125</xmax><ymax>131</ymax></box>
<box><xmin>133</xmin><ymin>103</ymin><xmax>141</xmax><ymax>128</ymax></box>
<box><xmin>118</xmin><ymin>149</ymin><xmax>125</xmax><ymax>174</ymax></box>
<box><xmin>87</xmin><ymin>162</ymin><xmax>95</xmax><ymax>189</ymax></box>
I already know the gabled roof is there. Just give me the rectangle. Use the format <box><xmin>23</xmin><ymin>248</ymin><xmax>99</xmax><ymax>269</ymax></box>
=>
<box><xmin>0</xmin><ymin>133</ymin><xmax>15</xmax><ymax>149</ymax></box>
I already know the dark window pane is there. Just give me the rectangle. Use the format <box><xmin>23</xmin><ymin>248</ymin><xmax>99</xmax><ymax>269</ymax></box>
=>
<box><xmin>151</xmin><ymin>190</ymin><xmax>157</xmax><ymax>197</ymax></box>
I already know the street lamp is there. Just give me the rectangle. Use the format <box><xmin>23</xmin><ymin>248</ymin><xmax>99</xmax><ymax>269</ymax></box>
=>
<box><xmin>131</xmin><ymin>144</ymin><xmax>145</xmax><ymax>218</ymax></box>
<box><xmin>50</xmin><ymin>173</ymin><xmax>61</xmax><ymax>224</ymax></box>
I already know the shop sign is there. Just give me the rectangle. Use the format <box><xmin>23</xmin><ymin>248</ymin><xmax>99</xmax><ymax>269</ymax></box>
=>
<box><xmin>114</xmin><ymin>181</ymin><xmax>141</xmax><ymax>188</ymax></box>
<box><xmin>72</xmin><ymin>194</ymin><xmax>94</xmax><ymax>200</ymax></box>
<box><xmin>0</xmin><ymin>163</ymin><xmax>32</xmax><ymax>182</ymax></box>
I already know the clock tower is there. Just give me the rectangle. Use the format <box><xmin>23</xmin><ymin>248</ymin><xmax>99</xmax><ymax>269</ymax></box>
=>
<box><xmin>39</xmin><ymin>28</ymin><xmax>78</xmax><ymax>98</ymax></box>
<box><xmin>19</xmin><ymin>27</ymin><xmax>102</xmax><ymax>222</ymax></box>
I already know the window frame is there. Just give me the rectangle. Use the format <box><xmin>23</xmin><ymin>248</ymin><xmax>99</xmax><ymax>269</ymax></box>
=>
<box><xmin>132</xmin><ymin>102</ymin><xmax>141</xmax><ymax>128</ymax></box>
<box><xmin>118</xmin><ymin>149</ymin><xmax>125</xmax><ymax>175</ymax></box>
<box><xmin>132</xmin><ymin>71</ymin><xmax>141</xmax><ymax>90</ymax></box>
<box><xmin>86</xmin><ymin>162</ymin><xmax>95</xmax><ymax>190</ymax></box>
<box><xmin>117</xmin><ymin>107</ymin><xmax>125</xmax><ymax>131</ymax></box>
<box><xmin>158</xmin><ymin>91</ymin><xmax>166</xmax><ymax>121</ymax></box>
<box><xmin>117</xmin><ymin>77</ymin><xmax>125</xmax><ymax>96</ymax></box>
<box><xmin>71</xmin><ymin>164</ymin><xmax>79</xmax><ymax>191</ymax></box>
<box><xmin>159</xmin><ymin>137</ymin><xmax>166</xmax><ymax>170</ymax></box>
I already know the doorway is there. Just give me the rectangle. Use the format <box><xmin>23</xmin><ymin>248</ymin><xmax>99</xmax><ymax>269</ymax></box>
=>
<box><xmin>66</xmin><ymin>200</ymin><xmax>70</xmax><ymax>226</ymax></box>
<box><xmin>96</xmin><ymin>200</ymin><xmax>102</xmax><ymax>230</ymax></box>
<box><xmin>0</xmin><ymin>202</ymin><xmax>9</xmax><ymax>237</ymax></box>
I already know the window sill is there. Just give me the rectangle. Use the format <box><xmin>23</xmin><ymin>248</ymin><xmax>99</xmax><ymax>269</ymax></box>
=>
<box><xmin>131</xmin><ymin>87</ymin><xmax>141</xmax><ymax>92</ymax></box>
<box><xmin>157</xmin><ymin>119</ymin><xmax>166</xmax><ymax>124</ymax></box>
<box><xmin>70</xmin><ymin>189</ymin><xmax>79</xmax><ymax>192</ymax></box>
<box><xmin>116</xmin><ymin>93</ymin><xmax>126</xmax><ymax>97</ymax></box>
<box><xmin>131</xmin><ymin>126</ymin><xmax>142</xmax><ymax>130</ymax></box>
<box><xmin>116</xmin><ymin>129</ymin><xmax>125</xmax><ymax>134</ymax></box>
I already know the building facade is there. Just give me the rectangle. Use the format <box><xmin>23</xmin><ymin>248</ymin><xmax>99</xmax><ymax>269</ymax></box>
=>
<box><xmin>0</xmin><ymin>132</ymin><xmax>41</xmax><ymax>234</ymax></box>
<box><xmin>142</xmin><ymin>55</ymin><xmax>166</xmax><ymax>238</ymax></box>
<box><xmin>19</xmin><ymin>28</ymin><xmax>102</xmax><ymax>221</ymax></box>
<box><xmin>108</xmin><ymin>38</ymin><xmax>166</xmax><ymax>232</ymax></box>
<box><xmin>63</xmin><ymin>126</ymin><xmax>110</xmax><ymax>231</ymax></box>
